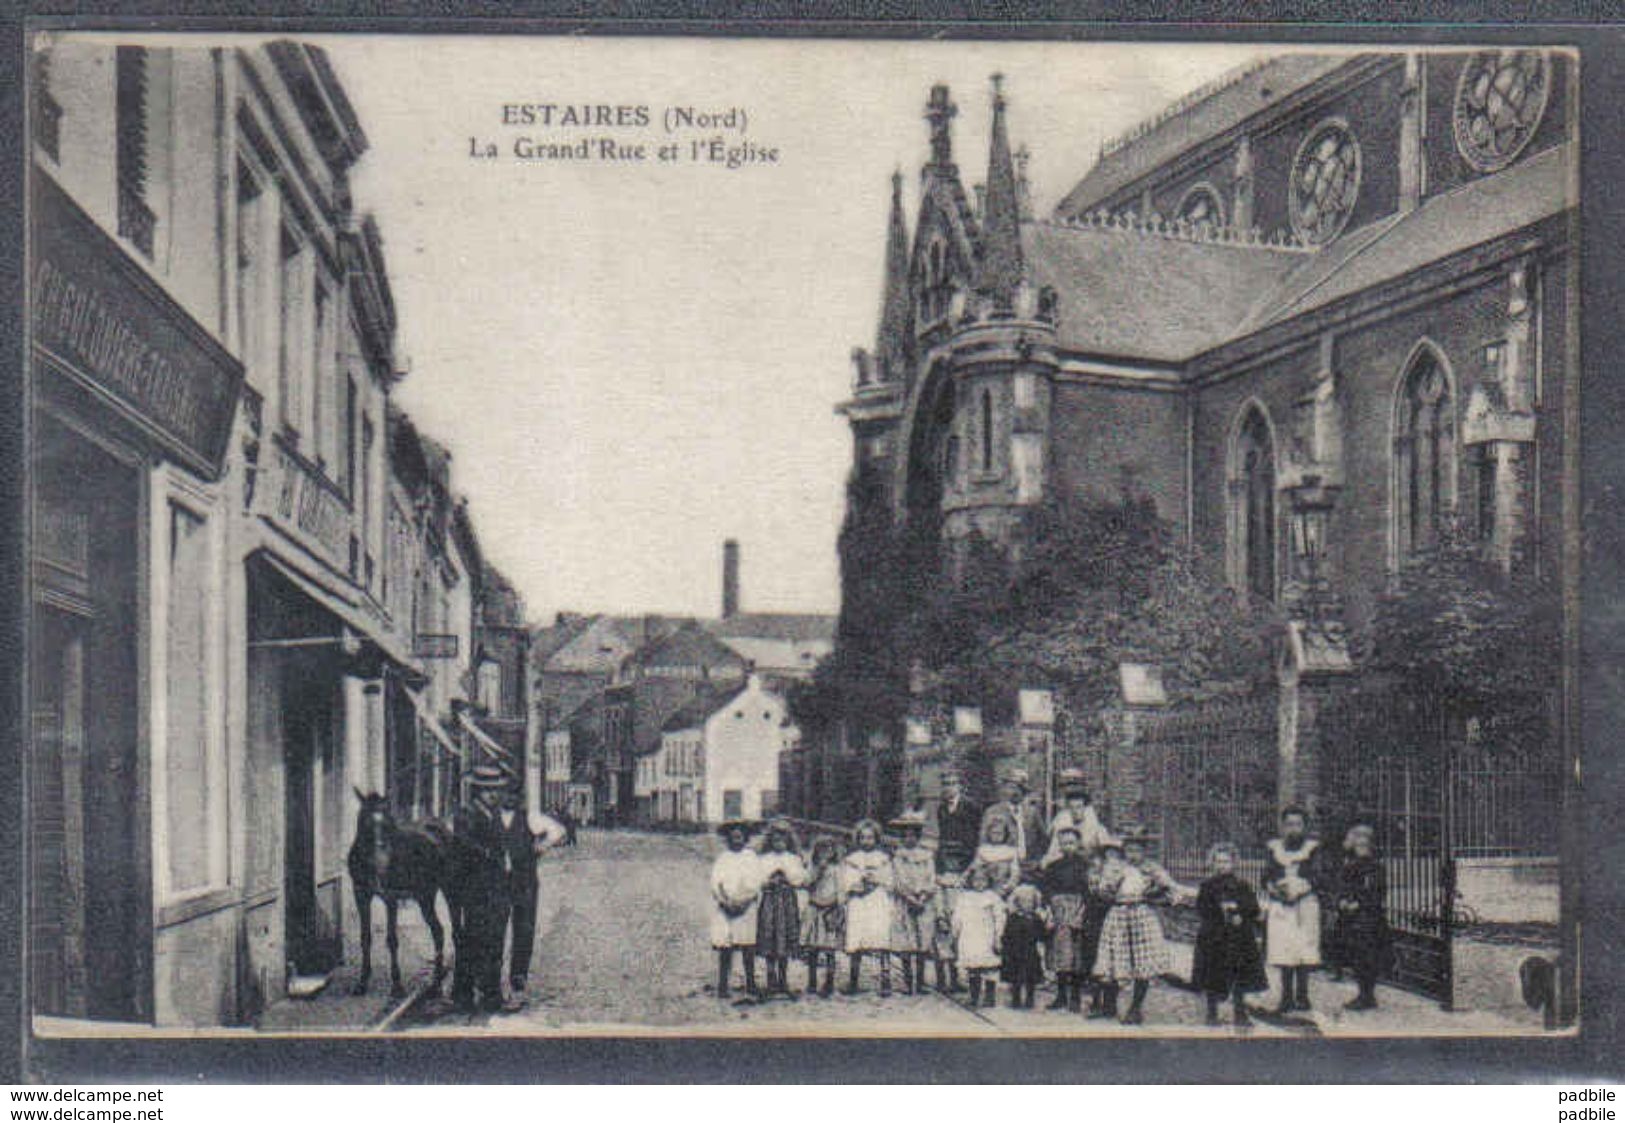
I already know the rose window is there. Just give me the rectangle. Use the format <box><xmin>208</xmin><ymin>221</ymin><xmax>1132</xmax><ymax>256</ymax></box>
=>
<box><xmin>1454</xmin><ymin>50</ymin><xmax>1550</xmax><ymax>173</ymax></box>
<box><xmin>1289</xmin><ymin>119</ymin><xmax>1361</xmax><ymax>246</ymax></box>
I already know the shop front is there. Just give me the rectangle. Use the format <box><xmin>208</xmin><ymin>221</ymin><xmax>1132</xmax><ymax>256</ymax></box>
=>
<box><xmin>28</xmin><ymin>173</ymin><xmax>243</xmax><ymax>1023</ymax></box>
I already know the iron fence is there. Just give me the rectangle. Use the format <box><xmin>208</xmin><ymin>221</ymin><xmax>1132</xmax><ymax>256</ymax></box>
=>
<box><xmin>1141</xmin><ymin>690</ymin><xmax>1280</xmax><ymax>887</ymax></box>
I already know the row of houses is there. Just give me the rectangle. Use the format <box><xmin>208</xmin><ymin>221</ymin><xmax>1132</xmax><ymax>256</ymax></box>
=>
<box><xmin>531</xmin><ymin>541</ymin><xmax>832</xmax><ymax>827</ymax></box>
<box><xmin>27</xmin><ymin>36</ymin><xmax>528</xmax><ymax>1027</ymax></box>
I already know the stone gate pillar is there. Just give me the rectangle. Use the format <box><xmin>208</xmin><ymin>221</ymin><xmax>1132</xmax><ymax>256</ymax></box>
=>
<box><xmin>1107</xmin><ymin>664</ymin><xmax>1168</xmax><ymax>832</ymax></box>
<box><xmin>1277</xmin><ymin>620</ymin><xmax>1353</xmax><ymax>819</ymax></box>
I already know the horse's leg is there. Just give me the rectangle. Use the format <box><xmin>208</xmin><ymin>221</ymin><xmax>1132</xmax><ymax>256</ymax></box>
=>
<box><xmin>420</xmin><ymin>890</ymin><xmax>446</xmax><ymax>997</ymax></box>
<box><xmin>352</xmin><ymin>886</ymin><xmax>372</xmax><ymax>996</ymax></box>
<box><xmin>386</xmin><ymin>898</ymin><xmax>404</xmax><ymax>998</ymax></box>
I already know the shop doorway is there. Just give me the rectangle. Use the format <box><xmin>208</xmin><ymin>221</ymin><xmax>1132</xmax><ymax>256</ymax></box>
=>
<box><xmin>29</xmin><ymin>418</ymin><xmax>146</xmax><ymax>1020</ymax></box>
<box><xmin>282</xmin><ymin>658</ymin><xmax>340</xmax><ymax>978</ymax></box>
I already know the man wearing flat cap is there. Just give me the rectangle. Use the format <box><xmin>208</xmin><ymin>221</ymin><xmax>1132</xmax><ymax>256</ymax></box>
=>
<box><xmin>451</xmin><ymin>764</ymin><xmax>523</xmax><ymax>1013</ymax></box>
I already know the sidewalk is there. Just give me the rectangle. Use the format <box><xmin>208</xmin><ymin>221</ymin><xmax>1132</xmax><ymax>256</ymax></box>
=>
<box><xmin>959</xmin><ymin>937</ymin><xmax>1550</xmax><ymax>1038</ymax></box>
<box><xmin>255</xmin><ymin>900</ymin><xmax>450</xmax><ymax>1032</ymax></box>
<box><xmin>1164</xmin><ymin>937</ymin><xmax>1552</xmax><ymax>1038</ymax></box>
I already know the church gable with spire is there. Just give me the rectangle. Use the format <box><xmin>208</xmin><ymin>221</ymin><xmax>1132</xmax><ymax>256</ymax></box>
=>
<box><xmin>805</xmin><ymin>53</ymin><xmax>1576</xmax><ymax>931</ymax></box>
<box><xmin>840</xmin><ymin>49</ymin><xmax>1575</xmax><ymax>641</ymax></box>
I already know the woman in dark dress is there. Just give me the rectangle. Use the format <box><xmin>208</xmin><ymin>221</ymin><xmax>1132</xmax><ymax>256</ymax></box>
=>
<box><xmin>1190</xmin><ymin>842</ymin><xmax>1268</xmax><ymax>1026</ymax></box>
<box><xmin>1332</xmin><ymin>823</ymin><xmax>1390</xmax><ymax>1011</ymax></box>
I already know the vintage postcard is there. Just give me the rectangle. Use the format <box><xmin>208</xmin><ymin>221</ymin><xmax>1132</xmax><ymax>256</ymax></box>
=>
<box><xmin>21</xmin><ymin>28</ymin><xmax>1582</xmax><ymax>1049</ymax></box>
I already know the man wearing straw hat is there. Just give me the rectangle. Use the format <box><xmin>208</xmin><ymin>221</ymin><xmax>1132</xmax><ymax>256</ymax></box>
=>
<box><xmin>495</xmin><ymin>780</ymin><xmax>568</xmax><ymax>996</ymax></box>
<box><xmin>451</xmin><ymin>764</ymin><xmax>523</xmax><ymax>1014</ymax></box>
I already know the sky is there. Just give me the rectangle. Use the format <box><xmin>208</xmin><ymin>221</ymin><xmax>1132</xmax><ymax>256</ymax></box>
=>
<box><xmin>303</xmin><ymin>37</ymin><xmax>1266</xmax><ymax>623</ymax></box>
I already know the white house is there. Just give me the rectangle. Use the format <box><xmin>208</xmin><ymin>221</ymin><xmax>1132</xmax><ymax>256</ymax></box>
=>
<box><xmin>650</xmin><ymin>723</ymin><xmax>706</xmax><ymax>823</ymax></box>
<box><xmin>651</xmin><ymin>675</ymin><xmax>795</xmax><ymax>825</ymax></box>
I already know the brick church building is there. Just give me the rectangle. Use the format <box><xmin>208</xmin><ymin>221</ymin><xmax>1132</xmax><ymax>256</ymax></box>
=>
<box><xmin>797</xmin><ymin>50</ymin><xmax>1575</xmax><ymax>973</ymax></box>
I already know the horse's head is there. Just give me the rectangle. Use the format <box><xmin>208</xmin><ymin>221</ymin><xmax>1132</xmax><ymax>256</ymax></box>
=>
<box><xmin>354</xmin><ymin>789</ymin><xmax>393</xmax><ymax>835</ymax></box>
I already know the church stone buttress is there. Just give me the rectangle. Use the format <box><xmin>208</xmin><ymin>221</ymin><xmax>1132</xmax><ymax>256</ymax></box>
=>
<box><xmin>935</xmin><ymin>76</ymin><xmax>1058</xmax><ymax>562</ymax></box>
<box><xmin>848</xmin><ymin>77</ymin><xmax>1060</xmax><ymax>570</ymax></box>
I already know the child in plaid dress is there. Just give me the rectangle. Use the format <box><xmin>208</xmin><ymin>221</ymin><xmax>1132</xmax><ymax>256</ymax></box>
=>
<box><xmin>801</xmin><ymin>835</ymin><xmax>845</xmax><ymax>998</ymax></box>
<box><xmin>1092</xmin><ymin>834</ymin><xmax>1192</xmax><ymax>1024</ymax></box>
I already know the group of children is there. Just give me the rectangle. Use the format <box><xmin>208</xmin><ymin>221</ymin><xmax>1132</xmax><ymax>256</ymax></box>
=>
<box><xmin>709</xmin><ymin>784</ymin><xmax>1391</xmax><ymax>1027</ymax></box>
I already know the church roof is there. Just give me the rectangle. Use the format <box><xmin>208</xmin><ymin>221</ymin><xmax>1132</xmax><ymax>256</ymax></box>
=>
<box><xmin>1023</xmin><ymin>220</ymin><xmax>1301</xmax><ymax>362</ymax></box>
<box><xmin>1241</xmin><ymin>141</ymin><xmax>1574</xmax><ymax>333</ymax></box>
<box><xmin>625</xmin><ymin>677</ymin><xmax>717</xmax><ymax>756</ymax></box>
<box><xmin>1056</xmin><ymin>54</ymin><xmax>1355</xmax><ymax>216</ymax></box>
<box><xmin>1026</xmin><ymin>140</ymin><xmax>1573</xmax><ymax>365</ymax></box>
<box><xmin>531</xmin><ymin>614</ymin><xmax>598</xmax><ymax>666</ymax></box>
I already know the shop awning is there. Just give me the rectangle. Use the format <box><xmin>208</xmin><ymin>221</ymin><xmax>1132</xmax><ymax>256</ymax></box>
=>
<box><xmin>459</xmin><ymin>710</ymin><xmax>520</xmax><ymax>780</ymax></box>
<box><xmin>248</xmin><ymin>546</ymin><xmax>422</xmax><ymax>680</ymax></box>
<box><xmin>408</xmin><ymin>687</ymin><xmax>462</xmax><ymax>761</ymax></box>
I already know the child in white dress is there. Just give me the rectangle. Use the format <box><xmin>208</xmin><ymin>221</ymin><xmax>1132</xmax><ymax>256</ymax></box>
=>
<box><xmin>840</xmin><ymin>818</ymin><xmax>896</xmax><ymax>996</ymax></box>
<box><xmin>709</xmin><ymin>820</ymin><xmax>763</xmax><ymax>999</ymax></box>
<box><xmin>953</xmin><ymin>863</ymin><xmax>1006</xmax><ymax>1009</ymax></box>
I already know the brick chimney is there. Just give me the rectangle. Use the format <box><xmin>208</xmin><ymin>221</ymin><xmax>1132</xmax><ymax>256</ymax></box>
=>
<box><xmin>722</xmin><ymin>539</ymin><xmax>740</xmax><ymax>619</ymax></box>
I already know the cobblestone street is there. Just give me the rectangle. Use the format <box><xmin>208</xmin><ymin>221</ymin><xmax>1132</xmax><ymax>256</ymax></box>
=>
<box><xmin>386</xmin><ymin>830</ymin><xmax>1539</xmax><ymax>1038</ymax></box>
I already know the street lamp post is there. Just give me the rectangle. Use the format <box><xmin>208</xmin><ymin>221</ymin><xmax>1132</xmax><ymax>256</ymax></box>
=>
<box><xmin>1287</xmin><ymin>474</ymin><xmax>1340</xmax><ymax>630</ymax></box>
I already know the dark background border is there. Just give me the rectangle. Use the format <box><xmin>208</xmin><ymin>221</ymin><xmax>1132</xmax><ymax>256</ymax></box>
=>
<box><xmin>2</xmin><ymin>5</ymin><xmax>1620</xmax><ymax>1085</ymax></box>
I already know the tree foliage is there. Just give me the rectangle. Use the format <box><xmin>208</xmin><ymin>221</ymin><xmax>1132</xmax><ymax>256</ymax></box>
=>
<box><xmin>1358</xmin><ymin>516</ymin><xmax>1559</xmax><ymax>704</ymax></box>
<box><xmin>791</xmin><ymin>487</ymin><xmax>1282</xmax><ymax>731</ymax></box>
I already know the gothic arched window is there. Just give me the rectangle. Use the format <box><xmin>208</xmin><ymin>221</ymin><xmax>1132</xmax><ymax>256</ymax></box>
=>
<box><xmin>1176</xmin><ymin>183</ymin><xmax>1225</xmax><ymax>233</ymax></box>
<box><xmin>1394</xmin><ymin>345</ymin><xmax>1456</xmax><ymax>559</ymax></box>
<box><xmin>1229</xmin><ymin>405</ymin><xmax>1276</xmax><ymax>600</ymax></box>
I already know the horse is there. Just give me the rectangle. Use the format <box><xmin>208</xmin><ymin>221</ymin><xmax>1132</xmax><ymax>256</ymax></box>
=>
<box><xmin>347</xmin><ymin>790</ymin><xmax>456</xmax><ymax>998</ymax></box>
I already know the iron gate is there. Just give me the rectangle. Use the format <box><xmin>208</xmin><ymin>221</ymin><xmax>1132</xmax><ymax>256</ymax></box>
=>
<box><xmin>1319</xmin><ymin>685</ymin><xmax>1457</xmax><ymax>1008</ymax></box>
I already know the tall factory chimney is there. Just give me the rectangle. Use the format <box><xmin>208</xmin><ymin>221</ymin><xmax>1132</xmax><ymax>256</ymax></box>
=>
<box><xmin>722</xmin><ymin>539</ymin><xmax>741</xmax><ymax>619</ymax></box>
